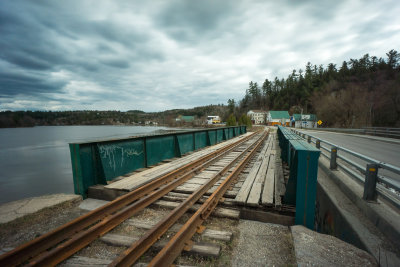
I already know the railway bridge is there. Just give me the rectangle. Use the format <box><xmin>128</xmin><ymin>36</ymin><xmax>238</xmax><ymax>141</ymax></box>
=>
<box><xmin>1</xmin><ymin>126</ymin><xmax>399</xmax><ymax>266</ymax></box>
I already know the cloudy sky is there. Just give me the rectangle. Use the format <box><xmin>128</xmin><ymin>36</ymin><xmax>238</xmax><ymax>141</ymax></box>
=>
<box><xmin>0</xmin><ymin>0</ymin><xmax>399</xmax><ymax>112</ymax></box>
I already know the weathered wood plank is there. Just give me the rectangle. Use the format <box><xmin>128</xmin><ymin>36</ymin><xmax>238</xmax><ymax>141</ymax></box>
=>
<box><xmin>272</xmin><ymin>134</ymin><xmax>286</xmax><ymax>211</ymax></box>
<box><xmin>239</xmin><ymin>208</ymin><xmax>294</xmax><ymax>226</ymax></box>
<box><xmin>62</xmin><ymin>256</ymin><xmax>194</xmax><ymax>267</ymax></box>
<box><xmin>261</xmin><ymin>167</ymin><xmax>275</xmax><ymax>206</ymax></box>
<box><xmin>235</xmin><ymin>181</ymin><xmax>244</xmax><ymax>187</ymax></box>
<box><xmin>234</xmin><ymin>160</ymin><xmax>262</xmax><ymax>204</ymax></box>
<box><xmin>247</xmin><ymin>154</ymin><xmax>271</xmax><ymax>207</ymax></box>
<box><xmin>100</xmin><ymin>234</ymin><xmax>221</xmax><ymax>257</ymax></box>
<box><xmin>268</xmin><ymin>152</ymin><xmax>275</xmax><ymax>170</ymax></box>
<box><xmin>195</xmin><ymin>171</ymin><xmax>219</xmax><ymax>179</ymax></box>
<box><xmin>274</xmin><ymin>139</ymin><xmax>283</xmax><ymax>209</ymax></box>
<box><xmin>88</xmin><ymin>185</ymin><xmax>127</xmax><ymax>201</ymax></box>
<box><xmin>152</xmin><ymin>200</ymin><xmax>240</xmax><ymax>219</ymax></box>
<box><xmin>207</xmin><ymin>186</ymin><xmax>238</xmax><ymax>198</ymax></box>
<box><xmin>234</xmin><ymin>138</ymin><xmax>271</xmax><ymax>205</ymax></box>
<box><xmin>61</xmin><ymin>256</ymin><xmax>112</xmax><ymax>266</ymax></box>
<box><xmin>182</xmin><ymin>178</ymin><xmax>209</xmax><ymax>185</ymax></box>
<box><xmin>128</xmin><ymin>219</ymin><xmax>232</xmax><ymax>241</ymax></box>
<box><xmin>101</xmin><ymin>234</ymin><xmax>138</xmax><ymax>247</ymax></box>
<box><xmin>246</xmin><ymin>134</ymin><xmax>274</xmax><ymax>207</ymax></box>
<box><xmin>175</xmin><ymin>184</ymin><xmax>202</xmax><ymax>192</ymax></box>
<box><xmin>210</xmin><ymin>160</ymin><xmax>232</xmax><ymax>167</ymax></box>
<box><xmin>162</xmin><ymin>192</ymin><xmax>236</xmax><ymax>207</ymax></box>
<box><xmin>206</xmin><ymin>166</ymin><xmax>224</xmax><ymax>172</ymax></box>
<box><xmin>173</xmin><ymin>184</ymin><xmax>237</xmax><ymax>197</ymax></box>
<box><xmin>245</xmin><ymin>181</ymin><xmax>262</xmax><ymax>206</ymax></box>
<box><xmin>224</xmin><ymin>190</ymin><xmax>239</xmax><ymax>198</ymax></box>
<box><xmin>276</xmin><ymin>153</ymin><xmax>286</xmax><ymax>198</ymax></box>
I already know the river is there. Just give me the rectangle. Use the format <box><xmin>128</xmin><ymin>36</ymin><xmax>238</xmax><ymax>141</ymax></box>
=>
<box><xmin>0</xmin><ymin>126</ymin><xmax>171</xmax><ymax>204</ymax></box>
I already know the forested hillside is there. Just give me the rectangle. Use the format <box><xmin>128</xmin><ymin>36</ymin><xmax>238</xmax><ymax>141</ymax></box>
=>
<box><xmin>0</xmin><ymin>105</ymin><xmax>229</xmax><ymax>128</ymax></box>
<box><xmin>235</xmin><ymin>50</ymin><xmax>400</xmax><ymax>127</ymax></box>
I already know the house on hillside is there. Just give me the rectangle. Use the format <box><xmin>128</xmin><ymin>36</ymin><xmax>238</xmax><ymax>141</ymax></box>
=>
<box><xmin>176</xmin><ymin>115</ymin><xmax>195</xmax><ymax>123</ymax></box>
<box><xmin>247</xmin><ymin>110</ymin><xmax>267</xmax><ymax>125</ymax></box>
<box><xmin>267</xmin><ymin>111</ymin><xmax>290</xmax><ymax>126</ymax></box>
<box><xmin>292</xmin><ymin>114</ymin><xmax>317</xmax><ymax>128</ymax></box>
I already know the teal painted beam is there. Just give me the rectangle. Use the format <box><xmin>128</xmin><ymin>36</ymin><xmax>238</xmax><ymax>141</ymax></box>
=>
<box><xmin>279</xmin><ymin>126</ymin><xmax>320</xmax><ymax>230</ymax></box>
<box><xmin>69</xmin><ymin>144</ymin><xmax>84</xmax><ymax>196</ymax></box>
<box><xmin>69</xmin><ymin>126</ymin><xmax>246</xmax><ymax>198</ymax></box>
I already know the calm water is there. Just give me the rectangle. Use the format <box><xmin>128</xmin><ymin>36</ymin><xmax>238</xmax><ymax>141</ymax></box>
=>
<box><xmin>0</xmin><ymin>126</ymin><xmax>169</xmax><ymax>204</ymax></box>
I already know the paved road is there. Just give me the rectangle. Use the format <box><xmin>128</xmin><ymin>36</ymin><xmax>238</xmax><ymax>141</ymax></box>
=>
<box><xmin>298</xmin><ymin>129</ymin><xmax>400</xmax><ymax>184</ymax></box>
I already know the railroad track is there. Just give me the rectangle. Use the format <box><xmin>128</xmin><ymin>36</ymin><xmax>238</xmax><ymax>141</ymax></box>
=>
<box><xmin>0</xmin><ymin>130</ymin><xmax>268</xmax><ymax>266</ymax></box>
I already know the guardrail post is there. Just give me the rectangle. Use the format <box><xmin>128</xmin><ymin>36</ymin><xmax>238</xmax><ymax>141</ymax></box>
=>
<box><xmin>307</xmin><ymin>136</ymin><xmax>311</xmax><ymax>143</ymax></box>
<box><xmin>363</xmin><ymin>163</ymin><xmax>378</xmax><ymax>201</ymax></box>
<box><xmin>330</xmin><ymin>146</ymin><xmax>338</xmax><ymax>169</ymax></box>
<box><xmin>316</xmin><ymin>139</ymin><xmax>320</xmax><ymax>149</ymax></box>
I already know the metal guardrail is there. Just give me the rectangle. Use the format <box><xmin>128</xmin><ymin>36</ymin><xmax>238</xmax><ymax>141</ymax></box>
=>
<box><xmin>363</xmin><ymin>127</ymin><xmax>400</xmax><ymax>138</ymax></box>
<box><xmin>311</xmin><ymin>127</ymin><xmax>400</xmax><ymax>139</ymax></box>
<box><xmin>291</xmin><ymin>129</ymin><xmax>400</xmax><ymax>209</ymax></box>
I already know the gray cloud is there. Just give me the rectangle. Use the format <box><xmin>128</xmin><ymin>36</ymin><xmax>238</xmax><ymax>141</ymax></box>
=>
<box><xmin>155</xmin><ymin>0</ymin><xmax>239</xmax><ymax>42</ymax></box>
<box><xmin>0</xmin><ymin>0</ymin><xmax>399</xmax><ymax>112</ymax></box>
<box><xmin>100</xmin><ymin>58</ymin><xmax>130</xmax><ymax>69</ymax></box>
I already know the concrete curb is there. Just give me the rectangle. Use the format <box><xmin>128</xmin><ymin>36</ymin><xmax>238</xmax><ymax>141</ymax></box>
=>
<box><xmin>319</xmin><ymin>157</ymin><xmax>400</xmax><ymax>249</ymax></box>
<box><xmin>0</xmin><ymin>194</ymin><xmax>82</xmax><ymax>224</ymax></box>
<box><xmin>291</xmin><ymin>225</ymin><xmax>377</xmax><ymax>266</ymax></box>
<box><xmin>318</xmin><ymin>157</ymin><xmax>400</xmax><ymax>264</ymax></box>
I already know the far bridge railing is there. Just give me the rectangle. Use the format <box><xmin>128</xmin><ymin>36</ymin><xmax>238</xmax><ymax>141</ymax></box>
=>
<box><xmin>291</xmin><ymin>129</ymin><xmax>400</xmax><ymax>209</ymax></box>
<box><xmin>309</xmin><ymin>127</ymin><xmax>400</xmax><ymax>139</ymax></box>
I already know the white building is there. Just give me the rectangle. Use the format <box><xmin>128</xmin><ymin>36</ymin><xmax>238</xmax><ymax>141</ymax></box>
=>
<box><xmin>247</xmin><ymin>110</ymin><xmax>267</xmax><ymax>125</ymax></box>
<box><xmin>206</xmin><ymin>115</ymin><xmax>221</xmax><ymax>125</ymax></box>
<box><xmin>292</xmin><ymin>114</ymin><xmax>318</xmax><ymax>128</ymax></box>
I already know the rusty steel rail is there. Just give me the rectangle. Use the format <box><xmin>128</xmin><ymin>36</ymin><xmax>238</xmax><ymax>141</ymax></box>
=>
<box><xmin>0</xmin><ymin>131</ymin><xmax>257</xmax><ymax>267</ymax></box>
<box><xmin>109</xmin><ymin>131</ymin><xmax>268</xmax><ymax>266</ymax></box>
<box><xmin>148</xmin><ymin>131</ymin><xmax>267</xmax><ymax>266</ymax></box>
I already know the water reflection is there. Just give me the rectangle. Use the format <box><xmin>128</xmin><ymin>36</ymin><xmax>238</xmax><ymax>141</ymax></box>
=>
<box><xmin>0</xmin><ymin>126</ymin><xmax>167</xmax><ymax>204</ymax></box>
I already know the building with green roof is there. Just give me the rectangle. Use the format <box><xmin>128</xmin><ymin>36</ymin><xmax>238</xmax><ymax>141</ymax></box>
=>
<box><xmin>267</xmin><ymin>111</ymin><xmax>290</xmax><ymax>126</ymax></box>
<box><xmin>292</xmin><ymin>113</ymin><xmax>317</xmax><ymax>128</ymax></box>
<box><xmin>176</xmin><ymin>115</ymin><xmax>195</xmax><ymax>123</ymax></box>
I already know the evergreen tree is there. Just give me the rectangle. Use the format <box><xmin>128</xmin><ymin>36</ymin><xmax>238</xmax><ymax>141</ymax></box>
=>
<box><xmin>227</xmin><ymin>99</ymin><xmax>235</xmax><ymax>114</ymax></box>
<box><xmin>238</xmin><ymin>114</ymin><xmax>252</xmax><ymax>128</ymax></box>
<box><xmin>386</xmin><ymin>49</ymin><xmax>399</xmax><ymax>69</ymax></box>
<box><xmin>226</xmin><ymin>114</ymin><xmax>237</xmax><ymax>126</ymax></box>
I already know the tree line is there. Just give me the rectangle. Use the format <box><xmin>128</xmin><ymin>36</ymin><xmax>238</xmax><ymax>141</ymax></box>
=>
<box><xmin>0</xmin><ymin>105</ymin><xmax>232</xmax><ymax>128</ymax></box>
<box><xmin>231</xmin><ymin>49</ymin><xmax>400</xmax><ymax>127</ymax></box>
<box><xmin>0</xmin><ymin>110</ymin><xmax>145</xmax><ymax>128</ymax></box>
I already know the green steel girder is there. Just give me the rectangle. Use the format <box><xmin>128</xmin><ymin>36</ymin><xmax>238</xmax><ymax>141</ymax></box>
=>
<box><xmin>69</xmin><ymin>126</ymin><xmax>246</xmax><ymax>198</ymax></box>
<box><xmin>278</xmin><ymin>126</ymin><xmax>320</xmax><ymax>230</ymax></box>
